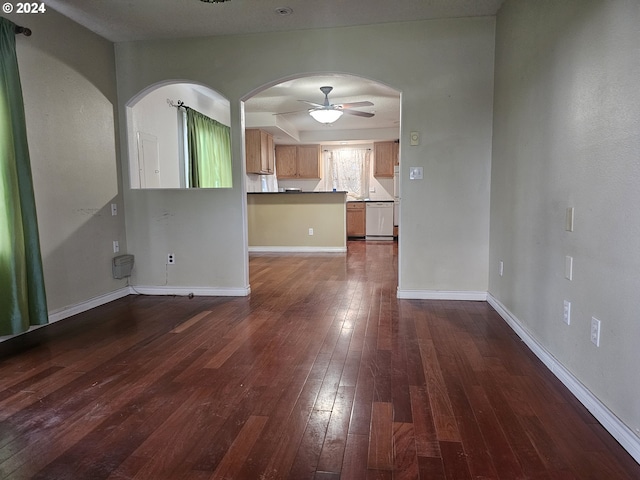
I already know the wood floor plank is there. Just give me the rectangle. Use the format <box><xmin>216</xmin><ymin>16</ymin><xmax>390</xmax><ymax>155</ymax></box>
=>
<box><xmin>317</xmin><ymin>386</ymin><xmax>356</xmax><ymax>474</ymax></box>
<box><xmin>170</xmin><ymin>310</ymin><xmax>213</xmax><ymax>334</ymax></box>
<box><xmin>439</xmin><ymin>441</ymin><xmax>472</xmax><ymax>480</ymax></box>
<box><xmin>418</xmin><ymin>339</ymin><xmax>460</xmax><ymax>443</ymax></box>
<box><xmin>210</xmin><ymin>415</ymin><xmax>268</xmax><ymax>480</ymax></box>
<box><xmin>392</xmin><ymin>422</ymin><xmax>420</xmax><ymax>480</ymax></box>
<box><xmin>368</xmin><ymin>402</ymin><xmax>394</xmax><ymax>471</ymax></box>
<box><xmin>409</xmin><ymin>385</ymin><xmax>440</xmax><ymax>458</ymax></box>
<box><xmin>0</xmin><ymin>241</ymin><xmax>637</xmax><ymax>479</ymax></box>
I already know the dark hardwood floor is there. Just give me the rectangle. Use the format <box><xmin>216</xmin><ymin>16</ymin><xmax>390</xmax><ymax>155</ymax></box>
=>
<box><xmin>0</xmin><ymin>240</ymin><xmax>638</xmax><ymax>479</ymax></box>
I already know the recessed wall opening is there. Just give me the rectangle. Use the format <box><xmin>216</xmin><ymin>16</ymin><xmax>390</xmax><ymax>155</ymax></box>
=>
<box><xmin>126</xmin><ymin>81</ymin><xmax>231</xmax><ymax>189</ymax></box>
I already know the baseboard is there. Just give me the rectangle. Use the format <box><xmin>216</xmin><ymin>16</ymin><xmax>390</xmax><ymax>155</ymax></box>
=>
<box><xmin>396</xmin><ymin>289</ymin><xmax>488</xmax><ymax>301</ymax></box>
<box><xmin>48</xmin><ymin>287</ymin><xmax>131</xmax><ymax>324</ymax></box>
<box><xmin>487</xmin><ymin>293</ymin><xmax>640</xmax><ymax>465</ymax></box>
<box><xmin>248</xmin><ymin>246</ymin><xmax>347</xmax><ymax>253</ymax></box>
<box><xmin>130</xmin><ymin>285</ymin><xmax>250</xmax><ymax>297</ymax></box>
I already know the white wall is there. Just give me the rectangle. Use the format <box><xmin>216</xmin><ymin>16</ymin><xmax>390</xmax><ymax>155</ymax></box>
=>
<box><xmin>490</xmin><ymin>0</ymin><xmax>640</xmax><ymax>445</ymax></box>
<box><xmin>6</xmin><ymin>9</ymin><xmax>125</xmax><ymax>314</ymax></box>
<box><xmin>115</xmin><ymin>17</ymin><xmax>495</xmax><ymax>297</ymax></box>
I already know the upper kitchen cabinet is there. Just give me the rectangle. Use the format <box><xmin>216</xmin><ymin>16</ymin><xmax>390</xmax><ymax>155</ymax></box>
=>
<box><xmin>246</xmin><ymin>129</ymin><xmax>274</xmax><ymax>175</ymax></box>
<box><xmin>373</xmin><ymin>140</ymin><xmax>399</xmax><ymax>178</ymax></box>
<box><xmin>275</xmin><ymin>144</ymin><xmax>321</xmax><ymax>179</ymax></box>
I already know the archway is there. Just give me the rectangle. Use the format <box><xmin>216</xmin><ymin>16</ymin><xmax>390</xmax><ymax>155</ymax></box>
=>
<box><xmin>241</xmin><ymin>73</ymin><xmax>402</xmax><ymax>287</ymax></box>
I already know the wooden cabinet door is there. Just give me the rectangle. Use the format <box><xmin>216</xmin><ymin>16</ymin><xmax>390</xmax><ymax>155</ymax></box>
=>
<box><xmin>374</xmin><ymin>141</ymin><xmax>396</xmax><ymax>178</ymax></box>
<box><xmin>296</xmin><ymin>145</ymin><xmax>321</xmax><ymax>178</ymax></box>
<box><xmin>275</xmin><ymin>145</ymin><xmax>297</xmax><ymax>178</ymax></box>
<box><xmin>245</xmin><ymin>129</ymin><xmax>262</xmax><ymax>174</ymax></box>
<box><xmin>260</xmin><ymin>130</ymin><xmax>274</xmax><ymax>174</ymax></box>
<box><xmin>346</xmin><ymin>202</ymin><xmax>366</xmax><ymax>237</ymax></box>
<box><xmin>246</xmin><ymin>129</ymin><xmax>274</xmax><ymax>175</ymax></box>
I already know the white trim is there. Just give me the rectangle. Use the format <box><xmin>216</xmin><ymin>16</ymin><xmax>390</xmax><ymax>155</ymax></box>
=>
<box><xmin>487</xmin><ymin>293</ymin><xmax>640</xmax><ymax>465</ymax></box>
<box><xmin>396</xmin><ymin>289</ymin><xmax>488</xmax><ymax>301</ymax></box>
<box><xmin>48</xmin><ymin>287</ymin><xmax>131</xmax><ymax>323</ymax></box>
<box><xmin>130</xmin><ymin>285</ymin><xmax>250</xmax><ymax>297</ymax></box>
<box><xmin>248</xmin><ymin>246</ymin><xmax>347</xmax><ymax>254</ymax></box>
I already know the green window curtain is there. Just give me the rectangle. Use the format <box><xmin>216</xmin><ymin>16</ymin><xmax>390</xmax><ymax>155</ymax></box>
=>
<box><xmin>186</xmin><ymin>108</ymin><xmax>232</xmax><ymax>188</ymax></box>
<box><xmin>0</xmin><ymin>18</ymin><xmax>48</xmax><ymax>335</ymax></box>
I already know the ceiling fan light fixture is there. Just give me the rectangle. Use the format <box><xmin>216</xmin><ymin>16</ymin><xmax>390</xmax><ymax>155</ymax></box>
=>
<box><xmin>309</xmin><ymin>109</ymin><xmax>343</xmax><ymax>124</ymax></box>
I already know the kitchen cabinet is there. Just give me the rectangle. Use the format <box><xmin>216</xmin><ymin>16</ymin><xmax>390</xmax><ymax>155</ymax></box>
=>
<box><xmin>246</xmin><ymin>129</ymin><xmax>274</xmax><ymax>175</ymax></box>
<box><xmin>275</xmin><ymin>144</ymin><xmax>321</xmax><ymax>179</ymax></box>
<box><xmin>373</xmin><ymin>140</ymin><xmax>399</xmax><ymax>178</ymax></box>
<box><xmin>346</xmin><ymin>202</ymin><xmax>366</xmax><ymax>237</ymax></box>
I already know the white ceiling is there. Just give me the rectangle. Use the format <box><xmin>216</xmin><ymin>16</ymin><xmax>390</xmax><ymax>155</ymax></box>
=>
<box><xmin>45</xmin><ymin>0</ymin><xmax>503</xmax><ymax>144</ymax></box>
<box><xmin>244</xmin><ymin>75</ymin><xmax>401</xmax><ymax>145</ymax></box>
<box><xmin>46</xmin><ymin>0</ymin><xmax>504</xmax><ymax>43</ymax></box>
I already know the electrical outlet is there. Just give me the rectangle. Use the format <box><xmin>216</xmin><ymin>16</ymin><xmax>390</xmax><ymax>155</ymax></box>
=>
<box><xmin>591</xmin><ymin>317</ymin><xmax>601</xmax><ymax>347</ymax></box>
<box><xmin>308</xmin><ymin>228</ymin><xmax>314</xmax><ymax>236</ymax></box>
<box><xmin>167</xmin><ymin>253</ymin><xmax>175</xmax><ymax>265</ymax></box>
<box><xmin>563</xmin><ymin>300</ymin><xmax>571</xmax><ymax>325</ymax></box>
<box><xmin>113</xmin><ymin>240</ymin><xmax>119</xmax><ymax>253</ymax></box>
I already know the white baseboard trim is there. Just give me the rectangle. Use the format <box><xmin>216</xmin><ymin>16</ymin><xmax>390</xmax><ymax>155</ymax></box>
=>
<box><xmin>130</xmin><ymin>285</ymin><xmax>250</xmax><ymax>297</ymax></box>
<box><xmin>248</xmin><ymin>246</ymin><xmax>347</xmax><ymax>253</ymax></box>
<box><xmin>487</xmin><ymin>293</ymin><xmax>640</xmax><ymax>465</ymax></box>
<box><xmin>396</xmin><ymin>289</ymin><xmax>488</xmax><ymax>301</ymax></box>
<box><xmin>48</xmin><ymin>287</ymin><xmax>131</xmax><ymax>324</ymax></box>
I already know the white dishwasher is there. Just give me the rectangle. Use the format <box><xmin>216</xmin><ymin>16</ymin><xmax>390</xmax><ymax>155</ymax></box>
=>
<box><xmin>365</xmin><ymin>202</ymin><xmax>394</xmax><ymax>239</ymax></box>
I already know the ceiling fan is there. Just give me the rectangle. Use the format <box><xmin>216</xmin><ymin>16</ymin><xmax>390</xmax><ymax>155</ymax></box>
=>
<box><xmin>279</xmin><ymin>86</ymin><xmax>375</xmax><ymax>124</ymax></box>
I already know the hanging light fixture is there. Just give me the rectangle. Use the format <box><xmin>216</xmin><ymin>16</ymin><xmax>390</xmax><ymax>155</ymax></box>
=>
<box><xmin>309</xmin><ymin>108</ymin><xmax>343</xmax><ymax>124</ymax></box>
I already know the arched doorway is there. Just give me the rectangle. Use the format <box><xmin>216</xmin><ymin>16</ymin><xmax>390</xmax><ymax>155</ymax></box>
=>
<box><xmin>242</xmin><ymin>73</ymin><xmax>401</xmax><ymax>286</ymax></box>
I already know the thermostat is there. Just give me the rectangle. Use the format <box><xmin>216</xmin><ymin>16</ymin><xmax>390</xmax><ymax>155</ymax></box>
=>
<box><xmin>410</xmin><ymin>131</ymin><xmax>419</xmax><ymax>146</ymax></box>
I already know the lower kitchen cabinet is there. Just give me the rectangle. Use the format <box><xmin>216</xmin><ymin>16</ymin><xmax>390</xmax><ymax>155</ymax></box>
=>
<box><xmin>346</xmin><ymin>202</ymin><xmax>366</xmax><ymax>237</ymax></box>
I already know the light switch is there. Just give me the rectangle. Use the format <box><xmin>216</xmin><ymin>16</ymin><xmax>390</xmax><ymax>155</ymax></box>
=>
<box><xmin>409</xmin><ymin>167</ymin><xmax>423</xmax><ymax>180</ymax></box>
<box><xmin>410</xmin><ymin>131</ymin><xmax>420</xmax><ymax>146</ymax></box>
<box><xmin>565</xmin><ymin>207</ymin><xmax>574</xmax><ymax>232</ymax></box>
<box><xmin>565</xmin><ymin>255</ymin><xmax>573</xmax><ymax>280</ymax></box>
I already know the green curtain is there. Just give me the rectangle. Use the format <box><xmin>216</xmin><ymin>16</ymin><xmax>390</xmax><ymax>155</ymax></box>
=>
<box><xmin>186</xmin><ymin>108</ymin><xmax>232</xmax><ymax>188</ymax></box>
<box><xmin>0</xmin><ymin>18</ymin><xmax>47</xmax><ymax>335</ymax></box>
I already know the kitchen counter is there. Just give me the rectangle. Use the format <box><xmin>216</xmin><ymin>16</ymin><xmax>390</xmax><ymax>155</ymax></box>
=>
<box><xmin>248</xmin><ymin>191</ymin><xmax>347</xmax><ymax>194</ymax></box>
<box><xmin>247</xmin><ymin>191</ymin><xmax>347</xmax><ymax>252</ymax></box>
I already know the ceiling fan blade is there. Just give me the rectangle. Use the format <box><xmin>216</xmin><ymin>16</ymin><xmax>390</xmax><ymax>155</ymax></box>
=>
<box><xmin>335</xmin><ymin>101</ymin><xmax>374</xmax><ymax>109</ymax></box>
<box><xmin>273</xmin><ymin>109</ymin><xmax>307</xmax><ymax>116</ymax></box>
<box><xmin>298</xmin><ymin>100</ymin><xmax>324</xmax><ymax>108</ymax></box>
<box><xmin>342</xmin><ymin>109</ymin><xmax>375</xmax><ymax>118</ymax></box>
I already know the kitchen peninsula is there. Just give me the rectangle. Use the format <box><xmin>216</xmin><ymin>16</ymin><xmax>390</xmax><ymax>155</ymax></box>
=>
<box><xmin>247</xmin><ymin>191</ymin><xmax>347</xmax><ymax>252</ymax></box>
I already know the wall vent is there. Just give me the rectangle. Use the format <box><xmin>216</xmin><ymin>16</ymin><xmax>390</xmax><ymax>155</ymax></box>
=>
<box><xmin>112</xmin><ymin>254</ymin><xmax>134</xmax><ymax>279</ymax></box>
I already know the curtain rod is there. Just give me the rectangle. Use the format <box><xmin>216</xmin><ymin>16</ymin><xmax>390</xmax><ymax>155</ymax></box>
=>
<box><xmin>14</xmin><ymin>25</ymin><xmax>32</xmax><ymax>36</ymax></box>
<box><xmin>324</xmin><ymin>148</ymin><xmax>372</xmax><ymax>152</ymax></box>
<box><xmin>168</xmin><ymin>99</ymin><xmax>190</xmax><ymax>110</ymax></box>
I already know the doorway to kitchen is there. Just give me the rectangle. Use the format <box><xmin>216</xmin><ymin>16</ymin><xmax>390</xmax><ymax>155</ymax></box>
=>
<box><xmin>242</xmin><ymin>73</ymin><xmax>401</xmax><ymax>289</ymax></box>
